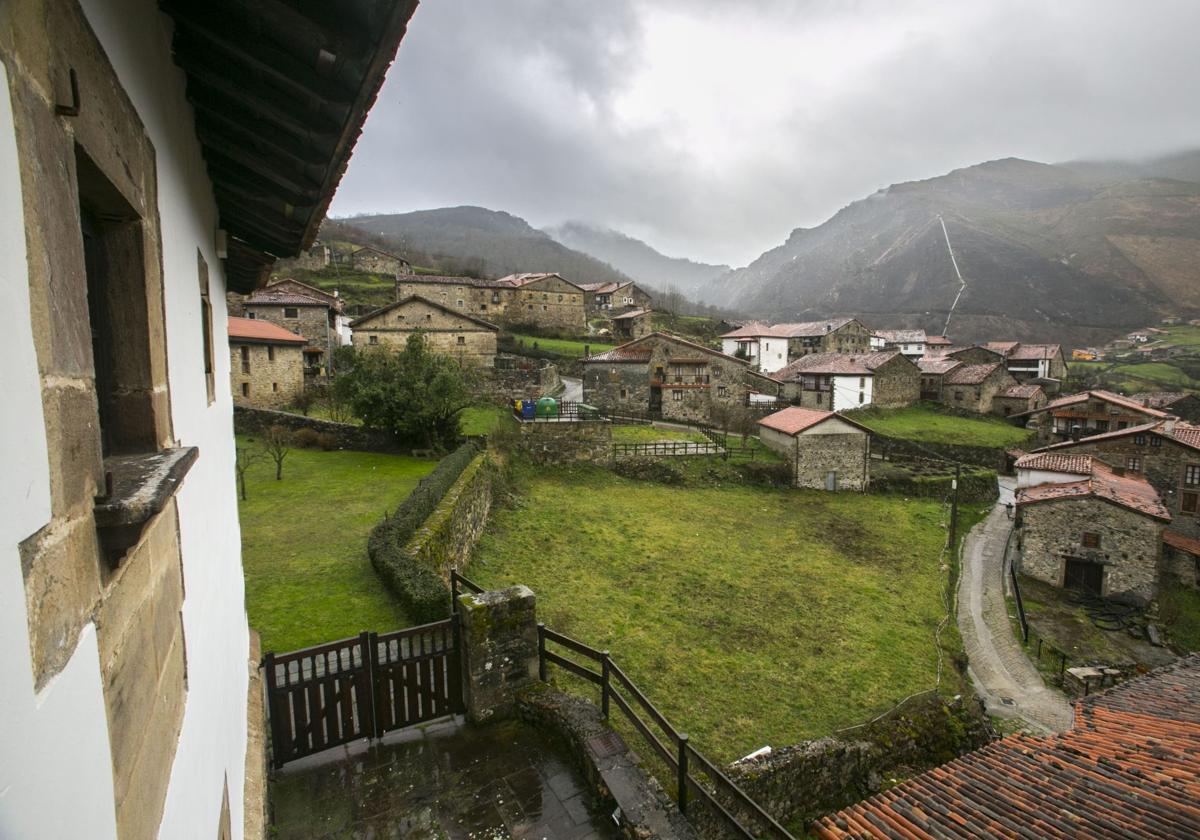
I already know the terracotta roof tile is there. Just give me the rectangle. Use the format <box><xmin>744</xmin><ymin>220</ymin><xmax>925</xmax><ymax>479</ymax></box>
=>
<box><xmin>1013</xmin><ymin>452</ymin><xmax>1093</xmax><ymax>474</ymax></box>
<box><xmin>1164</xmin><ymin>531</ymin><xmax>1200</xmax><ymax>557</ymax></box>
<box><xmin>1015</xmin><ymin>460</ymin><xmax>1170</xmax><ymax>520</ymax></box>
<box><xmin>916</xmin><ymin>357</ymin><xmax>961</xmax><ymax>374</ymax></box>
<box><xmin>227</xmin><ymin>316</ymin><xmax>306</xmax><ymax>344</ymax></box>
<box><xmin>774</xmin><ymin>351</ymin><xmax>902</xmax><ymax>379</ymax></box>
<box><xmin>243</xmin><ymin>289</ymin><xmax>329</xmax><ymax>307</ymax></box>
<box><xmin>943</xmin><ymin>362</ymin><xmax>1003</xmax><ymax>385</ymax></box>
<box><xmin>1031</xmin><ymin>389</ymin><xmax>1172</xmax><ymax>418</ymax></box>
<box><xmin>874</xmin><ymin>329</ymin><xmax>926</xmax><ymax>344</ymax></box>
<box><xmin>1171</xmin><ymin>423</ymin><xmax>1200</xmax><ymax>449</ymax></box>
<box><xmin>925</xmin><ymin>335</ymin><xmax>953</xmax><ymax>346</ymax></box>
<box><xmin>815</xmin><ymin>656</ymin><xmax>1200</xmax><ymax>839</ymax></box>
<box><xmin>757</xmin><ymin>407</ymin><xmax>870</xmax><ymax>436</ymax></box>
<box><xmin>1001</xmin><ymin>383</ymin><xmax>1043</xmax><ymax>398</ymax></box>
<box><xmin>1129</xmin><ymin>391</ymin><xmax>1190</xmax><ymax>409</ymax></box>
<box><xmin>720</xmin><ymin>318</ymin><xmax>857</xmax><ymax>340</ymax></box>
<box><xmin>1008</xmin><ymin>343</ymin><xmax>1063</xmax><ymax>361</ymax></box>
<box><xmin>610</xmin><ymin>308</ymin><xmax>651</xmax><ymax>320</ymax></box>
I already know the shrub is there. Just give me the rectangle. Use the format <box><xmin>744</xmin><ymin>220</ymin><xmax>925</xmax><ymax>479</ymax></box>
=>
<box><xmin>368</xmin><ymin>441</ymin><xmax>482</xmax><ymax>621</ymax></box>
<box><xmin>293</xmin><ymin>427</ymin><xmax>321</xmax><ymax>448</ymax></box>
<box><xmin>733</xmin><ymin>460</ymin><xmax>792</xmax><ymax>487</ymax></box>
<box><xmin>612</xmin><ymin>457</ymin><xmax>685</xmax><ymax>485</ymax></box>
<box><xmin>316</xmin><ymin>432</ymin><xmax>338</xmax><ymax>451</ymax></box>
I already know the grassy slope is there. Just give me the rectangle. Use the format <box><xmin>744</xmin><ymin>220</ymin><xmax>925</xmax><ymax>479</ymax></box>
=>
<box><xmin>510</xmin><ymin>334</ymin><xmax>615</xmax><ymax>358</ymax></box>
<box><xmin>1160</xmin><ymin>582</ymin><xmax>1200</xmax><ymax>651</ymax></box>
<box><xmin>237</xmin><ymin>436</ymin><xmax>436</xmax><ymax>652</ymax></box>
<box><xmin>611</xmin><ymin>425</ymin><xmax>709</xmax><ymax>444</ymax></box>
<box><xmin>460</xmin><ymin>406</ymin><xmax>506</xmax><ymax>436</ymax></box>
<box><xmin>468</xmin><ymin>465</ymin><xmax>976</xmax><ymax>761</ymax></box>
<box><xmin>852</xmin><ymin>403</ymin><xmax>1031</xmax><ymax>448</ymax></box>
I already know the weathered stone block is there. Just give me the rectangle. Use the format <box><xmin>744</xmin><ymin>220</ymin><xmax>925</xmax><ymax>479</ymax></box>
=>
<box><xmin>41</xmin><ymin>382</ymin><xmax>104</xmax><ymax>515</ymax></box>
<box><xmin>458</xmin><ymin>586</ymin><xmax>539</xmax><ymax>723</ymax></box>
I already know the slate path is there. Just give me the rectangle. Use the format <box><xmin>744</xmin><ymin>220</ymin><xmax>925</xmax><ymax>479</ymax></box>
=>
<box><xmin>271</xmin><ymin>717</ymin><xmax>619</xmax><ymax>840</ymax></box>
<box><xmin>957</xmin><ymin>478</ymin><xmax>1074</xmax><ymax>734</ymax></box>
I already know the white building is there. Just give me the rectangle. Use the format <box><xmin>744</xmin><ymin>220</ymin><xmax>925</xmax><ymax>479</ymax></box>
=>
<box><xmin>1014</xmin><ymin>452</ymin><xmax>1095</xmax><ymax>489</ymax></box>
<box><xmin>0</xmin><ymin>2</ymin><xmax>413</xmax><ymax>838</ymax></box>
<box><xmin>873</xmin><ymin>329</ymin><xmax>927</xmax><ymax>358</ymax></box>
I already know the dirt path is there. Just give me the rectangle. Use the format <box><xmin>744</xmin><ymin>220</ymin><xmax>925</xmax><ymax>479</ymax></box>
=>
<box><xmin>957</xmin><ymin>481</ymin><xmax>1074</xmax><ymax>733</ymax></box>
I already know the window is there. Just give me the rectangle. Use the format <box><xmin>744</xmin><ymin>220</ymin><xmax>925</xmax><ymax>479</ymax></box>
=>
<box><xmin>283</xmin><ymin>307</ymin><xmax>298</xmax><ymax>319</ymax></box>
<box><xmin>620</xmin><ymin>388</ymin><xmax>628</xmax><ymax>399</ymax></box>
<box><xmin>457</xmin><ymin>299</ymin><xmax>464</xmax><ymax>308</ymax></box>
<box><xmin>542</xmin><ymin>305</ymin><xmax>548</xmax><ymax>311</ymax></box>
<box><xmin>816</xmin><ymin>392</ymin><xmax>823</xmax><ymax>406</ymax></box>
<box><xmin>673</xmin><ymin>390</ymin><xmax>683</xmax><ymax>401</ymax></box>
<box><xmin>558</xmin><ymin>294</ymin><xmax>563</xmax><ymax>302</ymax></box>
<box><xmin>272</xmin><ymin>383</ymin><xmax>278</xmax><ymax>392</ymax></box>
<box><xmin>456</xmin><ymin>336</ymin><xmax>465</xmax><ymax>345</ymax></box>
<box><xmin>1187</xmin><ymin>465</ymin><xmax>1200</xmax><ymax>487</ymax></box>
<box><xmin>368</xmin><ymin>335</ymin><xmax>379</xmax><ymax>345</ymax></box>
<box><xmin>1082</xmin><ymin>532</ymin><xmax>1101</xmax><ymax>549</ymax></box>
<box><xmin>240</xmin><ymin>346</ymin><xmax>250</xmax><ymax>374</ymax></box>
<box><xmin>1134</xmin><ymin>434</ymin><xmax>1146</xmax><ymax>445</ymax></box>
<box><xmin>1150</xmin><ymin>436</ymin><xmax>1162</xmax><ymax>448</ymax></box>
<box><xmin>267</xmin><ymin>345</ymin><xmax>275</xmax><ymax>361</ymax></box>
<box><xmin>859</xmin><ymin>391</ymin><xmax>865</xmax><ymax>404</ymax></box>
<box><xmin>717</xmin><ymin>386</ymin><xmax>727</xmax><ymax>397</ymax></box>
<box><xmin>246</xmin><ymin>311</ymin><xmax>256</xmax><ymax>319</ymax></box>
<box><xmin>1127</xmin><ymin>456</ymin><xmax>1141</xmax><ymax>472</ymax></box>
<box><xmin>198</xmin><ymin>252</ymin><xmax>214</xmax><ymax>404</ymax></box>
<box><xmin>426</xmin><ymin>313</ymin><xmax>432</xmax><ymax>321</ymax></box>
<box><xmin>1183</xmin><ymin>492</ymin><xmax>1198</xmax><ymax>514</ymax></box>
<box><xmin>859</xmin><ymin>377</ymin><xmax>865</xmax><ymax>387</ymax></box>
<box><xmin>396</xmin><ymin>314</ymin><xmax>406</xmax><ymax>322</ymax></box>
<box><xmin>480</xmin><ymin>304</ymin><xmax>487</xmax><ymax>311</ymax></box>
<box><xmin>954</xmin><ymin>391</ymin><xmax>963</xmax><ymax>402</ymax></box>
<box><xmin>241</xmin><ymin>383</ymin><xmax>249</xmax><ymax>397</ymax></box>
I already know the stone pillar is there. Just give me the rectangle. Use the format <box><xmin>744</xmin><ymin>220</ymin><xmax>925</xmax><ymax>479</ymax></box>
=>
<box><xmin>457</xmin><ymin>585</ymin><xmax>539</xmax><ymax>724</ymax></box>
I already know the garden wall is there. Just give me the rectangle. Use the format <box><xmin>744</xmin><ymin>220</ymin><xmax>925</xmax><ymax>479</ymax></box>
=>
<box><xmin>695</xmin><ymin>693</ymin><xmax>995</xmax><ymax>834</ymax></box>
<box><xmin>871</xmin><ymin>433</ymin><xmax>1019</xmax><ymax>470</ymax></box>
<box><xmin>484</xmin><ymin>355</ymin><xmax>562</xmax><ymax>402</ymax></box>
<box><xmin>870</xmin><ymin>468</ymin><xmax>999</xmax><ymax>503</ymax></box>
<box><xmin>515</xmin><ymin>418</ymin><xmax>612</xmax><ymax>465</ymax></box>
<box><xmin>233</xmin><ymin>405</ymin><xmax>399</xmax><ymax>453</ymax></box>
<box><xmin>404</xmin><ymin>453</ymin><xmax>493</xmax><ymax>577</ymax></box>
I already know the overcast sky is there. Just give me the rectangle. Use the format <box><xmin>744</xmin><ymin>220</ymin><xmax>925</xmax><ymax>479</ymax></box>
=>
<box><xmin>329</xmin><ymin>0</ymin><xmax>1200</xmax><ymax>267</ymax></box>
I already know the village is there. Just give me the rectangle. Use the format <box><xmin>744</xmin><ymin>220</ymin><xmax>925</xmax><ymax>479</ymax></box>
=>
<box><xmin>2</xmin><ymin>3</ymin><xmax>1199</xmax><ymax>840</ymax></box>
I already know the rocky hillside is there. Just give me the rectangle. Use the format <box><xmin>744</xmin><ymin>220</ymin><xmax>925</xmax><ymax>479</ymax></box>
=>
<box><xmin>543</xmin><ymin>221</ymin><xmax>730</xmax><ymax>297</ymax></box>
<box><xmin>702</xmin><ymin>154</ymin><xmax>1200</xmax><ymax>345</ymax></box>
<box><xmin>337</xmin><ymin>206</ymin><xmax>631</xmax><ymax>287</ymax></box>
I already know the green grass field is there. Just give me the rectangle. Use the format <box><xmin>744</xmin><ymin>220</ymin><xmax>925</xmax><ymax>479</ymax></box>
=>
<box><xmin>237</xmin><ymin>435</ymin><xmax>436</xmax><ymax>652</ymax></box>
<box><xmin>851</xmin><ymin>403</ymin><xmax>1031</xmax><ymax>448</ymax></box>
<box><xmin>468</xmin><ymin>464</ymin><xmax>984</xmax><ymax>761</ymax></box>
<box><xmin>611</xmin><ymin>424</ymin><xmax>709</xmax><ymax>444</ymax></box>
<box><xmin>510</xmin><ymin>334</ymin><xmax>615</xmax><ymax>358</ymax></box>
<box><xmin>459</xmin><ymin>405</ymin><xmax>507</xmax><ymax>436</ymax></box>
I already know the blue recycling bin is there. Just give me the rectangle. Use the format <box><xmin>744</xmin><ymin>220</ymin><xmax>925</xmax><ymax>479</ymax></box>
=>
<box><xmin>521</xmin><ymin>401</ymin><xmax>536</xmax><ymax>420</ymax></box>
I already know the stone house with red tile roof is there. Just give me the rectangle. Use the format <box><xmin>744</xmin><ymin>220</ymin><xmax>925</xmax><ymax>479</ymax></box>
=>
<box><xmin>349</xmin><ymin>296</ymin><xmax>499</xmax><ymax>368</ymax></box>
<box><xmin>772</xmin><ymin>351</ymin><xmax>919</xmax><ymax>411</ymax></box>
<box><xmin>915</xmin><ymin>357</ymin><xmax>961</xmax><ymax>401</ymax></box>
<box><xmin>1032</xmin><ymin>418</ymin><xmax>1200</xmax><ymax>540</ymax></box>
<box><xmin>1015</xmin><ymin>460</ymin><xmax>1170</xmax><ymax>604</ymax></box>
<box><xmin>394</xmin><ymin>271</ymin><xmax>587</xmax><ymax>331</ymax></box>
<box><xmin>941</xmin><ymin>362</ymin><xmax>1016</xmax><ymax>413</ymax></box>
<box><xmin>227</xmin><ymin>317</ymin><xmax>307</xmax><ymax>408</ymax></box>
<box><xmin>720</xmin><ymin>318</ymin><xmax>874</xmax><ymax>372</ymax></box>
<box><xmin>815</xmin><ymin>655</ymin><xmax>1200</xmax><ymax>839</ymax></box>
<box><xmin>1016</xmin><ymin>389</ymin><xmax>1171</xmax><ymax>444</ymax></box>
<box><xmin>609</xmin><ymin>308</ymin><xmax>653</xmax><ymax>341</ymax></box>
<box><xmin>242</xmin><ymin>287</ymin><xmax>339</xmax><ymax>375</ymax></box>
<box><xmin>581</xmin><ymin>332</ymin><xmax>771</xmax><ymax>424</ymax></box>
<box><xmin>577</xmin><ymin>280</ymin><xmax>653</xmax><ymax>314</ymax></box>
<box><xmin>991</xmin><ymin>382</ymin><xmax>1046</xmax><ymax>417</ymax></box>
<box><xmin>1129</xmin><ymin>391</ymin><xmax>1200</xmax><ymax>422</ymax></box>
<box><xmin>1164</xmin><ymin>531</ymin><xmax>1200</xmax><ymax>588</ymax></box>
<box><xmin>757</xmin><ymin>408</ymin><xmax>871</xmax><ymax>491</ymax></box>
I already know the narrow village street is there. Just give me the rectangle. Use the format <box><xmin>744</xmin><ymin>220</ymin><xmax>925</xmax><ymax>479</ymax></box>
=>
<box><xmin>957</xmin><ymin>477</ymin><xmax>1075</xmax><ymax>733</ymax></box>
<box><xmin>560</xmin><ymin>375</ymin><xmax>583</xmax><ymax>403</ymax></box>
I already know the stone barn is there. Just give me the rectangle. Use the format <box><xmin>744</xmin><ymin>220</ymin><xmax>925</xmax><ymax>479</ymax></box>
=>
<box><xmin>757</xmin><ymin>407</ymin><xmax>871</xmax><ymax>491</ymax></box>
<box><xmin>941</xmin><ymin>362</ymin><xmax>1017</xmax><ymax>413</ymax></box>
<box><xmin>350</xmin><ymin>296</ymin><xmax>499</xmax><ymax>368</ymax></box>
<box><xmin>351</xmin><ymin>244</ymin><xmax>412</xmax><ymax>276</ymax></box>
<box><xmin>227</xmin><ymin>317</ymin><xmax>307</xmax><ymax>408</ymax></box>
<box><xmin>1016</xmin><ymin>460</ymin><xmax>1170</xmax><ymax>605</ymax></box>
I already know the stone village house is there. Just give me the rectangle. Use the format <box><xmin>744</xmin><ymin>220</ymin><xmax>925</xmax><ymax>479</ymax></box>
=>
<box><xmin>241</xmin><ymin>285</ymin><xmax>340</xmax><ymax>375</ymax></box>
<box><xmin>1130</xmin><ymin>391</ymin><xmax>1200</xmax><ymax>423</ymax></box>
<box><xmin>349</xmin><ymin>295</ymin><xmax>499</xmax><ymax>368</ymax></box>
<box><xmin>578</xmin><ymin>279</ymin><xmax>653</xmax><ymax>314</ymax></box>
<box><xmin>916</xmin><ymin>356</ymin><xmax>961</xmax><ymax>401</ymax></box>
<box><xmin>610</xmin><ymin>307</ymin><xmax>652</xmax><ymax>341</ymax></box>
<box><xmin>871</xmin><ymin>328</ymin><xmax>928</xmax><ymax>358</ymax></box>
<box><xmin>1015</xmin><ymin>456</ymin><xmax>1171</xmax><ymax>605</ymax></box>
<box><xmin>582</xmin><ymin>332</ymin><xmax>777</xmax><ymax>424</ymax></box>
<box><xmin>0</xmin><ymin>0</ymin><xmax>415</xmax><ymax>837</ymax></box>
<box><xmin>350</xmin><ymin>244</ymin><xmax>411</xmax><ymax>277</ymax></box>
<box><xmin>720</xmin><ymin>317</ymin><xmax>875</xmax><ymax>374</ymax></box>
<box><xmin>228</xmin><ymin>317</ymin><xmax>307</xmax><ymax>409</ymax></box>
<box><xmin>1015</xmin><ymin>389</ymin><xmax>1172</xmax><ymax>445</ymax></box>
<box><xmin>757</xmin><ymin>407</ymin><xmax>871</xmax><ymax>491</ymax></box>
<box><xmin>771</xmin><ymin>351</ymin><xmax>920</xmax><ymax>412</ymax></box>
<box><xmin>395</xmin><ymin>271</ymin><xmax>587</xmax><ymax>331</ymax></box>
<box><xmin>940</xmin><ymin>362</ymin><xmax>1017</xmax><ymax>414</ymax></box>
<box><xmin>991</xmin><ymin>383</ymin><xmax>1047</xmax><ymax>417</ymax></box>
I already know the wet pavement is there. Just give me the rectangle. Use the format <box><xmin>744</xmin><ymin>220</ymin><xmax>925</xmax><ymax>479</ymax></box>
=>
<box><xmin>271</xmin><ymin>716</ymin><xmax>620</xmax><ymax>840</ymax></box>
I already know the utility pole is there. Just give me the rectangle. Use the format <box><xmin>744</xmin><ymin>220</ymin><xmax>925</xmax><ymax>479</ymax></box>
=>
<box><xmin>949</xmin><ymin>463</ymin><xmax>961</xmax><ymax>549</ymax></box>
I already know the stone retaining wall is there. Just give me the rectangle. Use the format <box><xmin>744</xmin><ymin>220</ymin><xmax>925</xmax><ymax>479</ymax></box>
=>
<box><xmin>405</xmin><ymin>454</ymin><xmax>493</xmax><ymax>576</ymax></box>
<box><xmin>515</xmin><ymin>418</ymin><xmax>613</xmax><ymax>465</ymax></box>
<box><xmin>870</xmin><ymin>469</ymin><xmax>999</xmax><ymax>503</ymax></box>
<box><xmin>872</xmin><ymin>433</ymin><xmax>1026</xmax><ymax>471</ymax></box>
<box><xmin>233</xmin><ymin>405</ymin><xmax>399</xmax><ymax>452</ymax></box>
<box><xmin>486</xmin><ymin>355</ymin><xmax>562</xmax><ymax>402</ymax></box>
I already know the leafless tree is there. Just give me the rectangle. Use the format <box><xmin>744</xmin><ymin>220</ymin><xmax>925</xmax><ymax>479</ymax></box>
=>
<box><xmin>261</xmin><ymin>425</ymin><xmax>293</xmax><ymax>481</ymax></box>
<box><xmin>234</xmin><ymin>445</ymin><xmax>259</xmax><ymax>500</ymax></box>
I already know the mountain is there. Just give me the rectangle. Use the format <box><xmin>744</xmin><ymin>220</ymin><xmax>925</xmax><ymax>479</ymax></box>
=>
<box><xmin>705</xmin><ymin>153</ymin><xmax>1200</xmax><ymax>345</ymax></box>
<box><xmin>336</xmin><ymin>206</ymin><xmax>631</xmax><ymax>287</ymax></box>
<box><xmin>543</xmin><ymin>221</ymin><xmax>730</xmax><ymax>296</ymax></box>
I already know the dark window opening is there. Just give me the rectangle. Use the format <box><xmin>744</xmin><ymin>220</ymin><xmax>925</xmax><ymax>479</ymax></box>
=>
<box><xmin>241</xmin><ymin>382</ymin><xmax>249</xmax><ymax>397</ymax></box>
<box><xmin>198</xmin><ymin>252</ymin><xmax>214</xmax><ymax>404</ymax></box>
<box><xmin>1082</xmin><ymin>532</ymin><xmax>1101</xmax><ymax>549</ymax></box>
<box><xmin>369</xmin><ymin>335</ymin><xmax>379</xmax><ymax>345</ymax></box>
<box><xmin>267</xmin><ymin>345</ymin><xmax>275</xmax><ymax>362</ymax></box>
<box><xmin>283</xmin><ymin>307</ymin><xmax>299</xmax><ymax>319</ymax></box>
<box><xmin>240</xmin><ymin>345</ymin><xmax>250</xmax><ymax>373</ymax></box>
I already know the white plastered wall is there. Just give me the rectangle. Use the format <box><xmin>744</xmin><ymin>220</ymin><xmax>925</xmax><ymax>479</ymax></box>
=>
<box><xmin>0</xmin><ymin>59</ymin><xmax>120</xmax><ymax>840</ymax></box>
<box><xmin>831</xmin><ymin>375</ymin><xmax>873</xmax><ymax>412</ymax></box>
<box><xmin>79</xmin><ymin>2</ymin><xmax>250</xmax><ymax>837</ymax></box>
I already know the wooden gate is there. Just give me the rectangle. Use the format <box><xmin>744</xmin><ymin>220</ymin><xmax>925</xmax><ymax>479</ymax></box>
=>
<box><xmin>263</xmin><ymin>618</ymin><xmax>463</xmax><ymax>768</ymax></box>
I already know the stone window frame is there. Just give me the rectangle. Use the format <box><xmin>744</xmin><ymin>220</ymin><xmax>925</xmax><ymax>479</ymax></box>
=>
<box><xmin>1183</xmin><ymin>491</ymin><xmax>1198</xmax><ymax>515</ymax></box>
<box><xmin>267</xmin><ymin>345</ymin><xmax>275</xmax><ymax>362</ymax></box>
<box><xmin>672</xmin><ymin>389</ymin><xmax>683</xmax><ymax>401</ymax></box>
<box><xmin>456</xmin><ymin>335</ymin><xmax>465</xmax><ymax>345</ymax></box>
<box><xmin>1082</xmin><ymin>532</ymin><xmax>1101</xmax><ymax>549</ymax></box>
<box><xmin>283</xmin><ymin>306</ymin><xmax>299</xmax><ymax>318</ymax></box>
<box><xmin>1185</xmin><ymin>465</ymin><xmax>1200</xmax><ymax>487</ymax></box>
<box><xmin>1126</xmin><ymin>455</ymin><xmax>1141</xmax><ymax>472</ymax></box>
<box><xmin>368</xmin><ymin>334</ymin><xmax>379</xmax><ymax>345</ymax></box>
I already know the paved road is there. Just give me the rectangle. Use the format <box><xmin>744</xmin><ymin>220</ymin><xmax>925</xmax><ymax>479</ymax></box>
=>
<box><xmin>560</xmin><ymin>376</ymin><xmax>582</xmax><ymax>402</ymax></box>
<box><xmin>957</xmin><ymin>477</ymin><xmax>1074</xmax><ymax>733</ymax></box>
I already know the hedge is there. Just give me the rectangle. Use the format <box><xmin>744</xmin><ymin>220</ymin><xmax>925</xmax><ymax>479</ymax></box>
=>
<box><xmin>368</xmin><ymin>440</ymin><xmax>482</xmax><ymax>623</ymax></box>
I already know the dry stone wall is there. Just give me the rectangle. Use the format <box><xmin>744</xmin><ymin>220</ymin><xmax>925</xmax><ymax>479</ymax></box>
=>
<box><xmin>233</xmin><ymin>406</ymin><xmax>400</xmax><ymax>453</ymax></box>
<box><xmin>515</xmin><ymin>418</ymin><xmax>613</xmax><ymax>465</ymax></box>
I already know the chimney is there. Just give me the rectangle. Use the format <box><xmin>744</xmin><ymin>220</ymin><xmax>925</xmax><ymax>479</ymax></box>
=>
<box><xmin>1164</xmin><ymin>416</ymin><xmax>1178</xmax><ymax>434</ymax></box>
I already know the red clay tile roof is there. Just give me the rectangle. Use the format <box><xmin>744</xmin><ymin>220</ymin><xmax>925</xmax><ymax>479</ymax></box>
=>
<box><xmin>983</xmin><ymin>340</ymin><xmax>1020</xmax><ymax>356</ymax></box>
<box><xmin>1031</xmin><ymin>389</ymin><xmax>1172</xmax><ymax>418</ymax></box>
<box><xmin>1173</xmin><ymin>423</ymin><xmax>1200</xmax><ymax>449</ymax></box>
<box><xmin>916</xmin><ymin>357</ymin><xmax>961</xmax><ymax>375</ymax></box>
<box><xmin>774</xmin><ymin>351</ymin><xmax>902</xmax><ymax>379</ymax></box>
<box><xmin>1015</xmin><ymin>460</ymin><xmax>1170</xmax><ymax>521</ymax></box>
<box><xmin>351</xmin><ymin>245</ymin><xmax>408</xmax><ymax>261</ymax></box>
<box><xmin>1164</xmin><ymin>530</ymin><xmax>1200</xmax><ymax>557</ymax></box>
<box><xmin>396</xmin><ymin>273</ymin><xmax>509</xmax><ymax>289</ymax></box>
<box><xmin>873</xmin><ymin>329</ymin><xmax>925</xmax><ymax>344</ymax></box>
<box><xmin>243</xmin><ymin>289</ymin><xmax>329</xmax><ymax>307</ymax></box>
<box><xmin>1000</xmin><ymin>383</ymin><xmax>1043</xmax><ymax>398</ymax></box>
<box><xmin>815</xmin><ymin>655</ymin><xmax>1200</xmax><ymax>839</ymax></box>
<box><xmin>584</xmin><ymin>332</ymin><xmax>749</xmax><ymax>366</ymax></box>
<box><xmin>610</xmin><ymin>308</ymin><xmax>651</xmax><ymax>320</ymax></box>
<box><xmin>1129</xmin><ymin>391</ymin><xmax>1191</xmax><ymax>408</ymax></box>
<box><xmin>1037</xmin><ymin>420</ymin><xmax>1200</xmax><ymax>454</ymax></box>
<box><xmin>720</xmin><ymin>318</ymin><xmax>858</xmax><ymax>340</ymax></box>
<box><xmin>265</xmin><ymin>278</ymin><xmax>342</xmax><ymax>310</ymax></box>
<box><xmin>1008</xmin><ymin>343</ymin><xmax>1063</xmax><ymax>360</ymax></box>
<box><xmin>1013</xmin><ymin>452</ymin><xmax>1093</xmax><ymax>474</ymax></box>
<box><xmin>943</xmin><ymin>362</ymin><xmax>1004</xmax><ymax>385</ymax></box>
<box><xmin>924</xmin><ymin>335</ymin><xmax>952</xmax><ymax>345</ymax></box>
<box><xmin>348</xmin><ymin>296</ymin><xmax>499</xmax><ymax>330</ymax></box>
<box><xmin>495</xmin><ymin>272</ymin><xmax>580</xmax><ymax>288</ymax></box>
<box><xmin>757</xmin><ymin>407</ymin><xmax>870</xmax><ymax>436</ymax></box>
<box><xmin>578</xmin><ymin>281</ymin><xmax>628</xmax><ymax>294</ymax></box>
<box><xmin>584</xmin><ymin>345</ymin><xmax>653</xmax><ymax>363</ymax></box>
<box><xmin>227</xmin><ymin>316</ymin><xmax>306</xmax><ymax>344</ymax></box>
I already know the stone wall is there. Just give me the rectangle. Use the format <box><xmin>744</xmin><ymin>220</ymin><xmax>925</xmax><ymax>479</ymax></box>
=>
<box><xmin>1164</xmin><ymin>543</ymin><xmax>1199</xmax><ymax>588</ymax></box>
<box><xmin>396</xmin><ymin>276</ymin><xmax>587</xmax><ymax>332</ymax></box>
<box><xmin>242</xmin><ymin>302</ymin><xmax>332</xmax><ymax>368</ymax></box>
<box><xmin>944</xmin><ymin>368</ymin><xmax>1016</xmax><ymax>414</ymax></box>
<box><xmin>457</xmin><ymin>586</ymin><xmax>540</xmax><ymax>724</ymax></box>
<box><xmin>487</xmin><ymin>355</ymin><xmax>561</xmax><ymax>402</ymax></box>
<box><xmin>1017</xmin><ymin>496</ymin><xmax>1165</xmax><ymax>604</ymax></box>
<box><xmin>794</xmin><ymin>433</ymin><xmax>870</xmax><ymax>491</ymax></box>
<box><xmin>870</xmin><ymin>433</ymin><xmax>1018</xmax><ymax>471</ymax></box>
<box><xmin>352</xmin><ymin>248</ymin><xmax>409</xmax><ymax>276</ymax></box>
<box><xmin>992</xmin><ymin>392</ymin><xmax>1044</xmax><ymax>417</ymax></box>
<box><xmin>515</xmin><ymin>417</ymin><xmax>613</xmax><ymax>465</ymax></box>
<box><xmin>233</xmin><ymin>406</ymin><xmax>400</xmax><ymax>453</ymax></box>
<box><xmin>405</xmin><ymin>454</ymin><xmax>492</xmax><ymax>576</ymax></box>
<box><xmin>870</xmin><ymin>468</ymin><xmax>1000</xmax><ymax>503</ymax></box>
<box><xmin>871</xmin><ymin>356</ymin><xmax>921</xmax><ymax>408</ymax></box>
<box><xmin>708</xmin><ymin>693</ymin><xmax>995</xmax><ymax>832</ymax></box>
<box><xmin>584</xmin><ymin>362</ymin><xmax>651</xmax><ymax>415</ymax></box>
<box><xmin>351</xmin><ymin>296</ymin><xmax>498</xmax><ymax>367</ymax></box>
<box><xmin>229</xmin><ymin>342</ymin><xmax>305</xmax><ymax>408</ymax></box>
